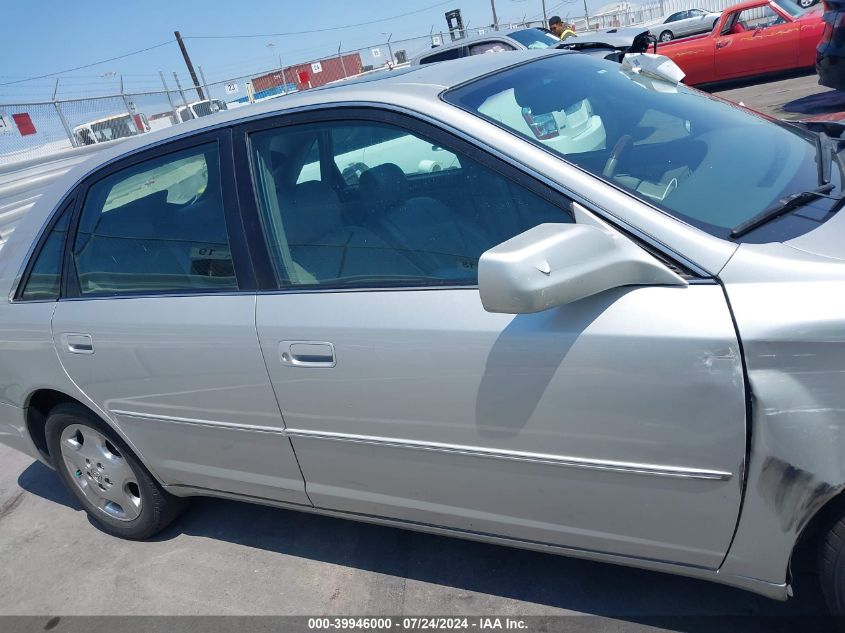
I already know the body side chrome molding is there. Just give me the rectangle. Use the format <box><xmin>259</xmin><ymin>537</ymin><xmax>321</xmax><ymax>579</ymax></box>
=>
<box><xmin>110</xmin><ymin>409</ymin><xmax>286</xmax><ymax>434</ymax></box>
<box><xmin>285</xmin><ymin>428</ymin><xmax>733</xmax><ymax>481</ymax></box>
<box><xmin>110</xmin><ymin>410</ymin><xmax>732</xmax><ymax>481</ymax></box>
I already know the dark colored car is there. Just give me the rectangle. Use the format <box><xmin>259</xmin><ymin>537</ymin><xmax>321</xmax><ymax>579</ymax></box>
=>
<box><xmin>817</xmin><ymin>0</ymin><xmax>845</xmax><ymax>88</ymax></box>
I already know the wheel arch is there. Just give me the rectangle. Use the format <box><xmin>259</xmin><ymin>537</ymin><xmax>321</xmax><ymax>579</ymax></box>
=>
<box><xmin>24</xmin><ymin>388</ymin><xmax>168</xmax><ymax>488</ymax></box>
<box><xmin>791</xmin><ymin>489</ymin><xmax>845</xmax><ymax>572</ymax></box>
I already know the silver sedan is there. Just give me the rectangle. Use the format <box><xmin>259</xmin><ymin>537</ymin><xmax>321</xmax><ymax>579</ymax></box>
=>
<box><xmin>1</xmin><ymin>50</ymin><xmax>845</xmax><ymax>614</ymax></box>
<box><xmin>656</xmin><ymin>8</ymin><xmax>722</xmax><ymax>41</ymax></box>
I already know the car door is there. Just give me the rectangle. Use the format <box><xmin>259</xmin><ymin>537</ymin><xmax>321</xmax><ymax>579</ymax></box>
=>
<box><xmin>237</xmin><ymin>109</ymin><xmax>746</xmax><ymax>569</ymax></box>
<box><xmin>714</xmin><ymin>4</ymin><xmax>800</xmax><ymax>78</ymax></box>
<box><xmin>50</xmin><ymin>130</ymin><xmax>309</xmax><ymax>506</ymax></box>
<box><xmin>684</xmin><ymin>9</ymin><xmax>709</xmax><ymax>35</ymax></box>
<box><xmin>674</xmin><ymin>11</ymin><xmax>695</xmax><ymax>36</ymax></box>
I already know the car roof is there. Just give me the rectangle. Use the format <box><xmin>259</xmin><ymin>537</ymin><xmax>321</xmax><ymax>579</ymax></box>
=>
<box><xmin>70</xmin><ymin>49</ymin><xmax>563</xmax><ymax>170</ymax></box>
<box><xmin>729</xmin><ymin>0</ymin><xmax>780</xmax><ymax>11</ymax></box>
<box><xmin>413</xmin><ymin>27</ymin><xmax>548</xmax><ymax>59</ymax></box>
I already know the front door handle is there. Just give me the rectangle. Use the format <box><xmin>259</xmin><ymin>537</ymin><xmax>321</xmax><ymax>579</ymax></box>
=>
<box><xmin>61</xmin><ymin>333</ymin><xmax>94</xmax><ymax>355</ymax></box>
<box><xmin>716</xmin><ymin>39</ymin><xmax>729</xmax><ymax>49</ymax></box>
<box><xmin>279</xmin><ymin>341</ymin><xmax>336</xmax><ymax>368</ymax></box>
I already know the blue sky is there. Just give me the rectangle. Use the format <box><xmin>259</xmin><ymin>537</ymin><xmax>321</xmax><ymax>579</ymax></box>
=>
<box><xmin>0</xmin><ymin>0</ymin><xmax>597</xmax><ymax>102</ymax></box>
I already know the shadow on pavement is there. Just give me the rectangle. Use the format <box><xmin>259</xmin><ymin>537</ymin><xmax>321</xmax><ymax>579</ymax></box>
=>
<box><xmin>782</xmin><ymin>90</ymin><xmax>845</xmax><ymax>117</ymax></box>
<box><xmin>17</xmin><ymin>459</ymin><xmax>836</xmax><ymax>632</ymax></box>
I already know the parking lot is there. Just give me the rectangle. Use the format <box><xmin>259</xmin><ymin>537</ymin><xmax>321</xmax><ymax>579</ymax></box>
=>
<box><xmin>710</xmin><ymin>69</ymin><xmax>845</xmax><ymax>119</ymax></box>
<box><xmin>1</xmin><ymin>68</ymin><xmax>845</xmax><ymax>632</ymax></box>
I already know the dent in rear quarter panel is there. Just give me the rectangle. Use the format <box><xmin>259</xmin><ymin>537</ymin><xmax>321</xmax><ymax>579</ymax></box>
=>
<box><xmin>719</xmin><ymin>244</ymin><xmax>845</xmax><ymax>586</ymax></box>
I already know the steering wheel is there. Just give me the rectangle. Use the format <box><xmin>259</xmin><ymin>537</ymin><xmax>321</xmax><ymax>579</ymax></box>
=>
<box><xmin>602</xmin><ymin>135</ymin><xmax>633</xmax><ymax>179</ymax></box>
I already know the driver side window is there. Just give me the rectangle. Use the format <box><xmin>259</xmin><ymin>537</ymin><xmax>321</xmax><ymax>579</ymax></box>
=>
<box><xmin>723</xmin><ymin>6</ymin><xmax>785</xmax><ymax>34</ymax></box>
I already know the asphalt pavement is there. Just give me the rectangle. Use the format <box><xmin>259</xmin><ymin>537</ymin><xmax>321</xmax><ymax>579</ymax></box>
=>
<box><xmin>709</xmin><ymin>69</ymin><xmax>845</xmax><ymax>120</ymax></box>
<box><xmin>0</xmin><ymin>442</ymin><xmax>832</xmax><ymax>628</ymax></box>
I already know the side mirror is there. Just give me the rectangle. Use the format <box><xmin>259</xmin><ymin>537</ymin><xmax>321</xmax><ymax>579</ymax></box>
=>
<box><xmin>478</xmin><ymin>222</ymin><xmax>687</xmax><ymax>314</ymax></box>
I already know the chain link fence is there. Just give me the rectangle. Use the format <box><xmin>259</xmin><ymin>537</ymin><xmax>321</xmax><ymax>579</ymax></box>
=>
<box><xmin>0</xmin><ymin>0</ymin><xmax>739</xmax><ymax>167</ymax></box>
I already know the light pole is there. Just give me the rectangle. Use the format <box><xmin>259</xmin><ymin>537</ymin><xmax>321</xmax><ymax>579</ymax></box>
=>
<box><xmin>381</xmin><ymin>33</ymin><xmax>394</xmax><ymax>64</ymax></box>
<box><xmin>491</xmin><ymin>0</ymin><xmax>499</xmax><ymax>29</ymax></box>
<box><xmin>267</xmin><ymin>43</ymin><xmax>289</xmax><ymax>94</ymax></box>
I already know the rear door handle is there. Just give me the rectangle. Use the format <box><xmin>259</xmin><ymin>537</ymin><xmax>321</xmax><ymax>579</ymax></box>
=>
<box><xmin>61</xmin><ymin>333</ymin><xmax>94</xmax><ymax>355</ymax></box>
<box><xmin>279</xmin><ymin>341</ymin><xmax>336</xmax><ymax>368</ymax></box>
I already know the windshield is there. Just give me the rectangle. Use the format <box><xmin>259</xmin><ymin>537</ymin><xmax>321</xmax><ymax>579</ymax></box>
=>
<box><xmin>192</xmin><ymin>100</ymin><xmax>227</xmax><ymax>117</ymax></box>
<box><xmin>444</xmin><ymin>54</ymin><xmax>841</xmax><ymax>242</ymax></box>
<box><xmin>89</xmin><ymin>116</ymin><xmax>139</xmax><ymax>142</ymax></box>
<box><xmin>508</xmin><ymin>28</ymin><xmax>563</xmax><ymax>49</ymax></box>
<box><xmin>773</xmin><ymin>0</ymin><xmax>807</xmax><ymax>18</ymax></box>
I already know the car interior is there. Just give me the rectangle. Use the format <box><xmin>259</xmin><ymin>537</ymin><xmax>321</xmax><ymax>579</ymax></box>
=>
<box><xmin>250</xmin><ymin>123</ymin><xmax>569</xmax><ymax>287</ymax></box>
<box><xmin>449</xmin><ymin>58</ymin><xmax>816</xmax><ymax>237</ymax></box>
<box><xmin>72</xmin><ymin>147</ymin><xmax>237</xmax><ymax>294</ymax></box>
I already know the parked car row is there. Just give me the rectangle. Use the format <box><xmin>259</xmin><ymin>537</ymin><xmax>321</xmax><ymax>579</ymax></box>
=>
<box><xmin>657</xmin><ymin>0</ymin><xmax>824</xmax><ymax>84</ymax></box>
<box><xmin>411</xmin><ymin>0</ymin><xmax>845</xmax><ymax>92</ymax></box>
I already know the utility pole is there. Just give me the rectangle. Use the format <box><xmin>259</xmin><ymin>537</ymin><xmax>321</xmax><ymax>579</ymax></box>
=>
<box><xmin>583</xmin><ymin>0</ymin><xmax>590</xmax><ymax>29</ymax></box>
<box><xmin>174</xmin><ymin>30</ymin><xmax>205</xmax><ymax>100</ymax></box>
<box><xmin>173</xmin><ymin>72</ymin><xmax>192</xmax><ymax>120</ymax></box>
<box><xmin>491</xmin><ymin>0</ymin><xmax>499</xmax><ymax>29</ymax></box>
<box><xmin>198</xmin><ymin>66</ymin><xmax>210</xmax><ymax>100</ymax></box>
<box><xmin>159</xmin><ymin>71</ymin><xmax>178</xmax><ymax>125</ymax></box>
<box><xmin>338</xmin><ymin>42</ymin><xmax>348</xmax><ymax>78</ymax></box>
<box><xmin>542</xmin><ymin>0</ymin><xmax>548</xmax><ymax>24</ymax></box>
<box><xmin>52</xmin><ymin>79</ymin><xmax>77</xmax><ymax>148</ymax></box>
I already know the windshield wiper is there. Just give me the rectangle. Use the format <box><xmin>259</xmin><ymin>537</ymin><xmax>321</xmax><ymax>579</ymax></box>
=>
<box><xmin>730</xmin><ymin>183</ymin><xmax>840</xmax><ymax>238</ymax></box>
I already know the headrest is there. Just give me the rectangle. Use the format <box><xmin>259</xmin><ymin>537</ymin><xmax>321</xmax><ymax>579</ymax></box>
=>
<box><xmin>358</xmin><ymin>163</ymin><xmax>408</xmax><ymax>213</ymax></box>
<box><xmin>284</xmin><ymin>181</ymin><xmax>343</xmax><ymax>244</ymax></box>
<box><xmin>513</xmin><ymin>78</ymin><xmax>589</xmax><ymax>117</ymax></box>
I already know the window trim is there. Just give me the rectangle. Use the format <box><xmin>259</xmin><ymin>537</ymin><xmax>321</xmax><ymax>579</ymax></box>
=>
<box><xmin>234</xmin><ymin>107</ymin><xmax>585</xmax><ymax>293</ymax></box>
<box><xmin>57</xmin><ymin>128</ymin><xmax>257</xmax><ymax>301</ymax></box>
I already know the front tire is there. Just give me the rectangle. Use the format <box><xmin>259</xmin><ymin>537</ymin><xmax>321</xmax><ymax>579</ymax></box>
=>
<box><xmin>798</xmin><ymin>0</ymin><xmax>815</xmax><ymax>8</ymax></box>
<box><xmin>819</xmin><ymin>507</ymin><xmax>845</xmax><ymax>614</ymax></box>
<box><xmin>45</xmin><ymin>403</ymin><xmax>186</xmax><ymax>539</ymax></box>
<box><xmin>659</xmin><ymin>30</ymin><xmax>674</xmax><ymax>42</ymax></box>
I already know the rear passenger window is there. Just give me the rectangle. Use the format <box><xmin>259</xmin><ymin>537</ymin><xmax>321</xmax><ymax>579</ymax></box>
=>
<box><xmin>19</xmin><ymin>204</ymin><xmax>72</xmax><ymax>301</ymax></box>
<box><xmin>72</xmin><ymin>143</ymin><xmax>237</xmax><ymax>295</ymax></box>
<box><xmin>249</xmin><ymin>120</ymin><xmax>571</xmax><ymax>289</ymax></box>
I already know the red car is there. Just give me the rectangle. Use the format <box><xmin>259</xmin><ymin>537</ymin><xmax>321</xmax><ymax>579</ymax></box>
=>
<box><xmin>658</xmin><ymin>0</ymin><xmax>824</xmax><ymax>85</ymax></box>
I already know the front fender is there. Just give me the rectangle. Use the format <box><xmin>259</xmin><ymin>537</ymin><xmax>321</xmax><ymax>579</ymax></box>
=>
<box><xmin>719</xmin><ymin>243</ymin><xmax>845</xmax><ymax>585</ymax></box>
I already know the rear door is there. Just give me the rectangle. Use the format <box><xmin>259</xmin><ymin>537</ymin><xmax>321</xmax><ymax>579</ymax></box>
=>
<box><xmin>50</xmin><ymin>130</ymin><xmax>309</xmax><ymax>505</ymax></box>
<box><xmin>237</xmin><ymin>109</ymin><xmax>748</xmax><ymax>569</ymax></box>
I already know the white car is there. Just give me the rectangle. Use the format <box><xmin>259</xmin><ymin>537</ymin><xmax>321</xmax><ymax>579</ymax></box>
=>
<box><xmin>656</xmin><ymin>8</ymin><xmax>722</xmax><ymax>41</ymax></box>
